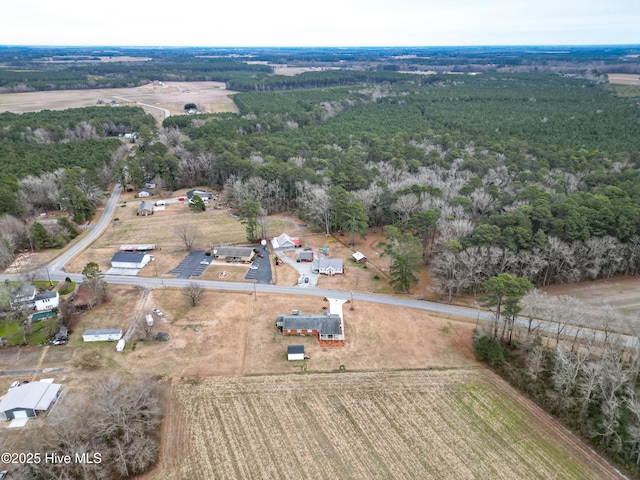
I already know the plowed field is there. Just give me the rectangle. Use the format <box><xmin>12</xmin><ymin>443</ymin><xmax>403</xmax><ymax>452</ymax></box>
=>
<box><xmin>162</xmin><ymin>369</ymin><xmax>621</xmax><ymax>480</ymax></box>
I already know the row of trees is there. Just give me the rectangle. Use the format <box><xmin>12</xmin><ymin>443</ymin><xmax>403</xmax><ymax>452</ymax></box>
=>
<box><xmin>474</xmin><ymin>280</ymin><xmax>640</xmax><ymax>474</ymax></box>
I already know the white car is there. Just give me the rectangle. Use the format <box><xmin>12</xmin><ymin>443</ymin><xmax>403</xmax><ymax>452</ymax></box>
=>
<box><xmin>153</xmin><ymin>308</ymin><xmax>163</xmax><ymax>316</ymax></box>
<box><xmin>249</xmin><ymin>265</ymin><xmax>259</xmax><ymax>270</ymax></box>
<box><xmin>9</xmin><ymin>380</ymin><xmax>20</xmax><ymax>390</ymax></box>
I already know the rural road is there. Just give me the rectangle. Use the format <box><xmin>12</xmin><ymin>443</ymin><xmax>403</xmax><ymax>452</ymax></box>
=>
<box><xmin>112</xmin><ymin>96</ymin><xmax>171</xmax><ymax>119</ymax></box>
<box><xmin>1</xmin><ymin>184</ymin><xmax>637</xmax><ymax>349</ymax></box>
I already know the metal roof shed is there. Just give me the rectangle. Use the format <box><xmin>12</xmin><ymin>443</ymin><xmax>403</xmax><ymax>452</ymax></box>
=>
<box><xmin>287</xmin><ymin>345</ymin><xmax>305</xmax><ymax>361</ymax></box>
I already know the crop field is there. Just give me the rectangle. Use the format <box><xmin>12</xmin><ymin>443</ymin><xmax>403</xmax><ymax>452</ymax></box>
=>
<box><xmin>162</xmin><ymin>369</ymin><xmax>620</xmax><ymax>480</ymax></box>
<box><xmin>0</xmin><ymin>81</ymin><xmax>238</xmax><ymax>121</ymax></box>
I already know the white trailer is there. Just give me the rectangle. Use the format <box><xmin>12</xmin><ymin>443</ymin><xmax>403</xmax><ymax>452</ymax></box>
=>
<box><xmin>82</xmin><ymin>329</ymin><xmax>123</xmax><ymax>342</ymax></box>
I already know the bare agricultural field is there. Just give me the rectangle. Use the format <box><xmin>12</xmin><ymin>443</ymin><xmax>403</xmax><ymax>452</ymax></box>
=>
<box><xmin>0</xmin><ymin>81</ymin><xmax>238</xmax><ymax>122</ymax></box>
<box><xmin>608</xmin><ymin>73</ymin><xmax>640</xmax><ymax>85</ymax></box>
<box><xmin>163</xmin><ymin>369</ymin><xmax>620</xmax><ymax>480</ymax></box>
<box><xmin>541</xmin><ymin>276</ymin><xmax>640</xmax><ymax>316</ymax></box>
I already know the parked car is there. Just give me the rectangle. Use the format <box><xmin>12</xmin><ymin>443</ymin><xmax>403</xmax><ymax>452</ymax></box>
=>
<box><xmin>304</xmin><ymin>277</ymin><xmax>309</xmax><ymax>284</ymax></box>
<box><xmin>257</xmin><ymin>253</ymin><xmax>264</xmax><ymax>258</ymax></box>
<box><xmin>9</xmin><ymin>380</ymin><xmax>20</xmax><ymax>390</ymax></box>
<box><xmin>177</xmin><ymin>197</ymin><xmax>185</xmax><ymax>201</ymax></box>
<box><xmin>0</xmin><ymin>469</ymin><xmax>8</xmax><ymax>479</ymax></box>
<box><xmin>153</xmin><ymin>308</ymin><xmax>163</xmax><ymax>316</ymax></box>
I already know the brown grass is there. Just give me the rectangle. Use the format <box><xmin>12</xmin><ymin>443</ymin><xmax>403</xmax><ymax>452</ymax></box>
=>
<box><xmin>608</xmin><ymin>73</ymin><xmax>640</xmax><ymax>85</ymax></box>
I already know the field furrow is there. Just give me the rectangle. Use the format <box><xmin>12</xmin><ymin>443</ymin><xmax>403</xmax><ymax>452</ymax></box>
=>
<box><xmin>168</xmin><ymin>369</ymin><xmax>622</xmax><ymax>480</ymax></box>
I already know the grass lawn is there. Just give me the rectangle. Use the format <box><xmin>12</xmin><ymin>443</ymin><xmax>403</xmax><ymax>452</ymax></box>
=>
<box><xmin>0</xmin><ymin>318</ymin><xmax>57</xmax><ymax>345</ymax></box>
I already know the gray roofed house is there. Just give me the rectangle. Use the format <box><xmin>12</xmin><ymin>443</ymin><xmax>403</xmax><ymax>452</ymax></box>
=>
<box><xmin>137</xmin><ymin>201</ymin><xmax>153</xmax><ymax>216</ymax></box>
<box><xmin>138</xmin><ymin>188</ymin><xmax>151</xmax><ymax>198</ymax></box>
<box><xmin>0</xmin><ymin>381</ymin><xmax>62</xmax><ymax>420</ymax></box>
<box><xmin>8</xmin><ymin>283</ymin><xmax>36</xmax><ymax>309</ymax></box>
<box><xmin>313</xmin><ymin>257</ymin><xmax>344</xmax><ymax>275</ymax></box>
<box><xmin>212</xmin><ymin>246</ymin><xmax>255</xmax><ymax>263</ymax></box>
<box><xmin>276</xmin><ymin>312</ymin><xmax>343</xmax><ymax>345</ymax></box>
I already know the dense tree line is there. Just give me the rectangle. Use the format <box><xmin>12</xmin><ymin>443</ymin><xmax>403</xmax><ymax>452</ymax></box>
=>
<box><xmin>0</xmin><ymin>58</ymin><xmax>271</xmax><ymax>92</ymax></box>
<box><xmin>474</xmin><ymin>291</ymin><xmax>640</xmax><ymax>476</ymax></box>
<box><xmin>148</xmin><ymin>73</ymin><xmax>640</xmax><ymax>295</ymax></box>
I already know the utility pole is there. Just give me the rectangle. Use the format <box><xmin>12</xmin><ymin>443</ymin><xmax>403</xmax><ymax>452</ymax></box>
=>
<box><xmin>253</xmin><ymin>281</ymin><xmax>257</xmax><ymax>301</ymax></box>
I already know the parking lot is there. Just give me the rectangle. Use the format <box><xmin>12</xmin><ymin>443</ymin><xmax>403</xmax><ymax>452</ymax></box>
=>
<box><xmin>168</xmin><ymin>250</ymin><xmax>210</xmax><ymax>279</ymax></box>
<box><xmin>244</xmin><ymin>250</ymin><xmax>272</xmax><ymax>284</ymax></box>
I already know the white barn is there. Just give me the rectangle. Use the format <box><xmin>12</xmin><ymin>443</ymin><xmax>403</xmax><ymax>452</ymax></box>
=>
<box><xmin>83</xmin><ymin>329</ymin><xmax>123</xmax><ymax>342</ymax></box>
<box><xmin>0</xmin><ymin>381</ymin><xmax>62</xmax><ymax>420</ymax></box>
<box><xmin>33</xmin><ymin>290</ymin><xmax>59</xmax><ymax>312</ymax></box>
<box><xmin>110</xmin><ymin>253</ymin><xmax>151</xmax><ymax>270</ymax></box>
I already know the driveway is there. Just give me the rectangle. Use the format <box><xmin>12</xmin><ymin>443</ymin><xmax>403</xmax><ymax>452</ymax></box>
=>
<box><xmin>168</xmin><ymin>250</ymin><xmax>209</xmax><ymax>279</ymax></box>
<box><xmin>276</xmin><ymin>250</ymin><xmax>319</xmax><ymax>287</ymax></box>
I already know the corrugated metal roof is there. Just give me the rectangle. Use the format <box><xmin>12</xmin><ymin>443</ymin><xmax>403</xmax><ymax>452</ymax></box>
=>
<box><xmin>288</xmin><ymin>345</ymin><xmax>305</xmax><ymax>354</ymax></box>
<box><xmin>120</xmin><ymin>244</ymin><xmax>156</xmax><ymax>251</ymax></box>
<box><xmin>0</xmin><ymin>382</ymin><xmax>61</xmax><ymax>413</ymax></box>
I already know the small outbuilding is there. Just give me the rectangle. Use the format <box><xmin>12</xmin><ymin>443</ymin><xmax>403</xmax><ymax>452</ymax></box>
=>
<box><xmin>0</xmin><ymin>381</ymin><xmax>62</xmax><ymax>420</ymax></box>
<box><xmin>82</xmin><ymin>329</ymin><xmax>123</xmax><ymax>342</ymax></box>
<box><xmin>287</xmin><ymin>345</ymin><xmax>305</xmax><ymax>361</ymax></box>
<box><xmin>352</xmin><ymin>251</ymin><xmax>367</xmax><ymax>264</ymax></box>
<box><xmin>298</xmin><ymin>251</ymin><xmax>314</xmax><ymax>262</ymax></box>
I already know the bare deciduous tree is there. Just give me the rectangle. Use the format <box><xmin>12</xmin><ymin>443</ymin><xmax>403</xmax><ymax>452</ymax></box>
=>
<box><xmin>18</xmin><ymin>377</ymin><xmax>163</xmax><ymax>479</ymax></box>
<box><xmin>173</xmin><ymin>223</ymin><xmax>200</xmax><ymax>251</ymax></box>
<box><xmin>182</xmin><ymin>281</ymin><xmax>206</xmax><ymax>306</ymax></box>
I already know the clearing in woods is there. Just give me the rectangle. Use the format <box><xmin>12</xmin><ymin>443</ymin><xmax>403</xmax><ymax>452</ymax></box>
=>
<box><xmin>163</xmin><ymin>369</ymin><xmax>621</xmax><ymax>480</ymax></box>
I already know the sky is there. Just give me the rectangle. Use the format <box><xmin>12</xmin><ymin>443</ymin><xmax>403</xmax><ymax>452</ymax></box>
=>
<box><xmin>1</xmin><ymin>0</ymin><xmax>639</xmax><ymax>47</ymax></box>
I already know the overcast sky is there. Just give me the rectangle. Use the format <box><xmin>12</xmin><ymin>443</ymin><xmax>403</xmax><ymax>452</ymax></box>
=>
<box><xmin>1</xmin><ymin>0</ymin><xmax>639</xmax><ymax>47</ymax></box>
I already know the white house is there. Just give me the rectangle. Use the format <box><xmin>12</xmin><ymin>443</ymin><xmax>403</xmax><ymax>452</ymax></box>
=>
<box><xmin>316</xmin><ymin>257</ymin><xmax>343</xmax><ymax>275</ymax></box>
<box><xmin>138</xmin><ymin>188</ymin><xmax>151</xmax><ymax>198</ymax></box>
<box><xmin>8</xmin><ymin>283</ymin><xmax>36</xmax><ymax>310</ymax></box>
<box><xmin>110</xmin><ymin>253</ymin><xmax>151</xmax><ymax>270</ymax></box>
<box><xmin>0</xmin><ymin>381</ymin><xmax>62</xmax><ymax>420</ymax></box>
<box><xmin>287</xmin><ymin>345</ymin><xmax>305</xmax><ymax>361</ymax></box>
<box><xmin>34</xmin><ymin>291</ymin><xmax>59</xmax><ymax>312</ymax></box>
<box><xmin>82</xmin><ymin>329</ymin><xmax>123</xmax><ymax>342</ymax></box>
